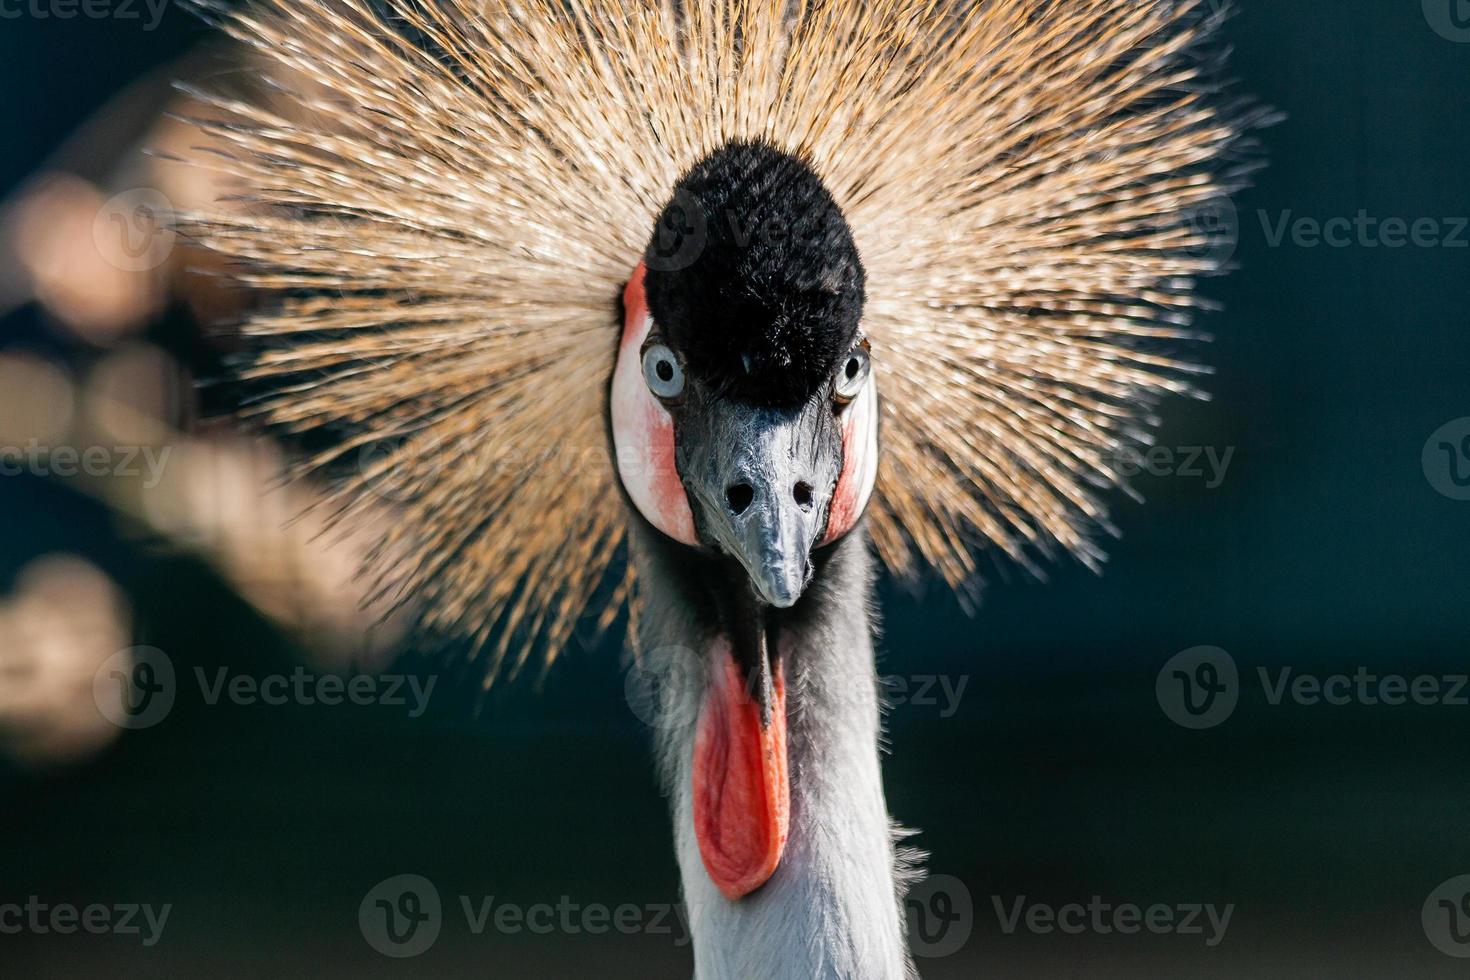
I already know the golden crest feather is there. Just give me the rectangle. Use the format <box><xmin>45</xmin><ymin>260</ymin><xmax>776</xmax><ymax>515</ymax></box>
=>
<box><xmin>179</xmin><ymin>0</ymin><xmax>1260</xmax><ymax>681</ymax></box>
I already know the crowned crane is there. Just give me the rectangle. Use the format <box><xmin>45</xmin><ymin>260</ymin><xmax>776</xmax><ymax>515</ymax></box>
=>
<box><xmin>181</xmin><ymin>0</ymin><xmax>1262</xmax><ymax>976</ymax></box>
<box><xmin>613</xmin><ymin>142</ymin><xmax>901</xmax><ymax>976</ymax></box>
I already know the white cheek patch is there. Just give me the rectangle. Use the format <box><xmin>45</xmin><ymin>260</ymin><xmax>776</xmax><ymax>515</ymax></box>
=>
<box><xmin>822</xmin><ymin>369</ymin><xmax>878</xmax><ymax>544</ymax></box>
<box><xmin>611</xmin><ymin>265</ymin><xmax>698</xmax><ymax>545</ymax></box>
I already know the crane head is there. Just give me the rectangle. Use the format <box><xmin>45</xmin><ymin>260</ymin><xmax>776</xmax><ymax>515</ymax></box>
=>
<box><xmin>611</xmin><ymin>141</ymin><xmax>878</xmax><ymax>609</ymax></box>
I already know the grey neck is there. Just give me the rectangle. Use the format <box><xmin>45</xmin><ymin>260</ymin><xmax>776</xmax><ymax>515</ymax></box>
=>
<box><xmin>630</xmin><ymin>525</ymin><xmax>913</xmax><ymax>980</ymax></box>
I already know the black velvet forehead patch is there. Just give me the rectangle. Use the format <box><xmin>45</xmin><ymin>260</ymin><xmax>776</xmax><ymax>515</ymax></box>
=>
<box><xmin>643</xmin><ymin>140</ymin><xmax>866</xmax><ymax>411</ymax></box>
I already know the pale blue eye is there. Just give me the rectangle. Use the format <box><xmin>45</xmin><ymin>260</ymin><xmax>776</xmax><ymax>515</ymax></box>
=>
<box><xmin>642</xmin><ymin>344</ymin><xmax>685</xmax><ymax>400</ymax></box>
<box><xmin>834</xmin><ymin>347</ymin><xmax>870</xmax><ymax>403</ymax></box>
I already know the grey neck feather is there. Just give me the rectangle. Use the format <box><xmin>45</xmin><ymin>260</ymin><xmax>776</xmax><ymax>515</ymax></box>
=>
<box><xmin>630</xmin><ymin>525</ymin><xmax>915</xmax><ymax>980</ymax></box>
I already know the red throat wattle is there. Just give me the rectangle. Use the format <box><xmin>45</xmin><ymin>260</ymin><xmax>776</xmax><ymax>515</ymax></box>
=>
<box><xmin>692</xmin><ymin>642</ymin><xmax>790</xmax><ymax>900</ymax></box>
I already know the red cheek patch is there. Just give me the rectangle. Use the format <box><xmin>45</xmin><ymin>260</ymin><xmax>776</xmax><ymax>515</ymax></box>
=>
<box><xmin>823</xmin><ymin>373</ymin><xmax>878</xmax><ymax>544</ymax></box>
<box><xmin>611</xmin><ymin>264</ymin><xmax>697</xmax><ymax>544</ymax></box>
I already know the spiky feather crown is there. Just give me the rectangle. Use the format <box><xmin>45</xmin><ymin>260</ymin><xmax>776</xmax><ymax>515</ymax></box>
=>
<box><xmin>180</xmin><ymin>0</ymin><xmax>1260</xmax><ymax>681</ymax></box>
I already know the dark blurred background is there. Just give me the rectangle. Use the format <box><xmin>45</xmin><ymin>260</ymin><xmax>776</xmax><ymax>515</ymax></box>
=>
<box><xmin>2</xmin><ymin>2</ymin><xmax>1469</xmax><ymax>977</ymax></box>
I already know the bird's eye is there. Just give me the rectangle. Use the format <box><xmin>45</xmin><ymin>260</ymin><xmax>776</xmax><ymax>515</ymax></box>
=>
<box><xmin>833</xmin><ymin>345</ymin><xmax>871</xmax><ymax>404</ymax></box>
<box><xmin>642</xmin><ymin>343</ymin><xmax>685</xmax><ymax>400</ymax></box>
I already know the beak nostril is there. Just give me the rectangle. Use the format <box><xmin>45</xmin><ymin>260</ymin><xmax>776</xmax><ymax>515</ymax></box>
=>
<box><xmin>793</xmin><ymin>482</ymin><xmax>814</xmax><ymax>509</ymax></box>
<box><xmin>726</xmin><ymin>483</ymin><xmax>755</xmax><ymax>516</ymax></box>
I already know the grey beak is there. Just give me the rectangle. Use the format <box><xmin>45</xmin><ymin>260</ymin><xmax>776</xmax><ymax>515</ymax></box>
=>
<box><xmin>678</xmin><ymin>398</ymin><xmax>841</xmax><ymax>609</ymax></box>
<box><xmin>728</xmin><ymin>470</ymin><xmax>813</xmax><ymax>608</ymax></box>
